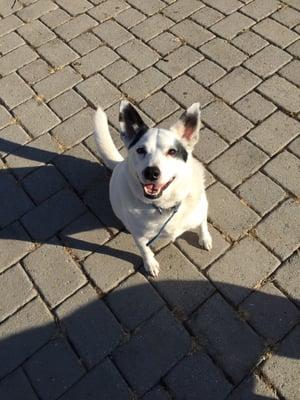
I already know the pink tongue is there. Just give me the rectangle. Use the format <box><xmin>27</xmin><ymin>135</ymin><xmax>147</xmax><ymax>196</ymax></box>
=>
<box><xmin>144</xmin><ymin>183</ymin><xmax>158</xmax><ymax>193</ymax></box>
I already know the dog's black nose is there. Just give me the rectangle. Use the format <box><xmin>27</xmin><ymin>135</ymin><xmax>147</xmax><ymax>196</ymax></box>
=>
<box><xmin>143</xmin><ymin>166</ymin><xmax>160</xmax><ymax>181</ymax></box>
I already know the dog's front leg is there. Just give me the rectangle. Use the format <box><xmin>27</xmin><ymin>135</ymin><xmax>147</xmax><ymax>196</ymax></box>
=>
<box><xmin>199</xmin><ymin>217</ymin><xmax>212</xmax><ymax>251</ymax></box>
<box><xmin>134</xmin><ymin>237</ymin><xmax>160</xmax><ymax>277</ymax></box>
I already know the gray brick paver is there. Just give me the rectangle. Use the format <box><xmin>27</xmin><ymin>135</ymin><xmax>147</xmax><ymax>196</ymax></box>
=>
<box><xmin>1</xmin><ymin>1</ymin><xmax>300</xmax><ymax>398</ymax></box>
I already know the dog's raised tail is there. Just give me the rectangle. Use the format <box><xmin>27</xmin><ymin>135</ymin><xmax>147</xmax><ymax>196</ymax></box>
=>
<box><xmin>94</xmin><ymin>107</ymin><xmax>124</xmax><ymax>170</ymax></box>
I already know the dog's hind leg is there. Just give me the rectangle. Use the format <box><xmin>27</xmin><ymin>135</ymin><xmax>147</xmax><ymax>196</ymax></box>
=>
<box><xmin>134</xmin><ymin>237</ymin><xmax>160</xmax><ymax>277</ymax></box>
<box><xmin>199</xmin><ymin>217</ymin><xmax>212</xmax><ymax>251</ymax></box>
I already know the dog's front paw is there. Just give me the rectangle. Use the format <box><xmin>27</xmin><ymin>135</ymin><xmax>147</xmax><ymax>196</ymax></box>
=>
<box><xmin>144</xmin><ymin>258</ymin><xmax>160</xmax><ymax>277</ymax></box>
<box><xmin>199</xmin><ymin>234</ymin><xmax>212</xmax><ymax>251</ymax></box>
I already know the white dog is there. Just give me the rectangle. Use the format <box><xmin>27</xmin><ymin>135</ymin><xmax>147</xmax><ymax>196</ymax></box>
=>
<box><xmin>94</xmin><ymin>101</ymin><xmax>212</xmax><ymax>276</ymax></box>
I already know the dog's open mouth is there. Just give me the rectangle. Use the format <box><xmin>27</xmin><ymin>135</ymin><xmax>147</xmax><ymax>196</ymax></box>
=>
<box><xmin>142</xmin><ymin>177</ymin><xmax>175</xmax><ymax>199</ymax></box>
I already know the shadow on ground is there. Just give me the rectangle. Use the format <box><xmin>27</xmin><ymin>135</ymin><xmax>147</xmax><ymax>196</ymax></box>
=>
<box><xmin>0</xmin><ymin>138</ymin><xmax>299</xmax><ymax>399</ymax></box>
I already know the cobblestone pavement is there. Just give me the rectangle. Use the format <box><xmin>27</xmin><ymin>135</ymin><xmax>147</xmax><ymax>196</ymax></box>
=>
<box><xmin>0</xmin><ymin>0</ymin><xmax>300</xmax><ymax>399</ymax></box>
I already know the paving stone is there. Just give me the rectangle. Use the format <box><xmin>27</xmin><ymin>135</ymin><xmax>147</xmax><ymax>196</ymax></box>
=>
<box><xmin>208</xmin><ymin>236</ymin><xmax>280</xmax><ymax>304</ymax></box>
<box><xmin>286</xmin><ymin>38</ymin><xmax>300</xmax><ymax>58</ymax></box>
<box><xmin>0</xmin><ymin>106</ymin><xmax>12</xmax><ymax>129</ymax></box>
<box><xmin>191</xmin><ymin>6</ymin><xmax>224</xmax><ymax>28</ymax></box>
<box><xmin>241</xmin><ymin>282</ymin><xmax>299</xmax><ymax>343</ymax></box>
<box><xmin>177</xmin><ymin>223</ymin><xmax>230</xmax><ymax>269</ymax></box>
<box><xmin>0</xmin><ymin>31</ymin><xmax>24</xmax><ymax>54</ymax></box>
<box><xmin>170</xmin><ymin>19</ymin><xmax>214</xmax><ymax>47</ymax></box>
<box><xmin>106</xmin><ymin>271</ymin><xmax>164</xmax><ymax>330</ymax></box>
<box><xmin>253</xmin><ymin>18</ymin><xmax>298</xmax><ymax>48</ymax></box>
<box><xmin>24</xmin><ymin>338</ymin><xmax>85</xmax><ymax>400</ymax></box>
<box><xmin>140</xmin><ymin>91</ymin><xmax>179</xmax><ymax>122</ymax></box>
<box><xmin>0</xmin><ymin>124</ymin><xmax>30</xmax><ymax>158</ymax></box>
<box><xmin>236</xmin><ymin>172</ymin><xmax>286</xmax><ymax>216</ymax></box>
<box><xmin>188</xmin><ymin>59</ymin><xmax>226</xmax><ymax>87</ymax></box>
<box><xmin>114</xmin><ymin>307</ymin><xmax>191</xmax><ymax>395</ymax></box>
<box><xmin>38</xmin><ymin>38</ymin><xmax>78</xmax><ymax>67</ymax></box>
<box><xmin>189</xmin><ymin>293</ymin><xmax>264</xmax><ymax>383</ymax></box>
<box><xmin>18</xmin><ymin>59</ymin><xmax>51</xmax><ymax>85</ymax></box>
<box><xmin>0</xmin><ymin>171</ymin><xmax>33</xmax><ymax>228</ymax></box>
<box><xmin>83</xmin><ymin>232</ymin><xmax>140</xmax><ymax>292</ymax></box>
<box><xmin>127</xmin><ymin>0</ymin><xmax>165</xmax><ymax>15</ymax></box>
<box><xmin>93</xmin><ymin>20</ymin><xmax>133</xmax><ymax>49</ymax></box>
<box><xmin>77</xmin><ymin>75</ymin><xmax>121</xmax><ymax>109</ymax></box>
<box><xmin>83</xmin><ymin>177</ymin><xmax>123</xmax><ymax>232</ymax></box>
<box><xmin>18</xmin><ymin>19</ymin><xmax>55</xmax><ymax>48</ymax></box>
<box><xmin>0</xmin><ymin>44</ymin><xmax>37</xmax><ymax>76</ymax></box>
<box><xmin>60</xmin><ymin>359</ymin><xmax>130</xmax><ymax>400</ymax></box>
<box><xmin>193</xmin><ymin>127</ymin><xmax>227</xmax><ymax>163</ymax></box>
<box><xmin>209</xmin><ymin>139</ymin><xmax>268</xmax><ymax>188</ymax></box>
<box><xmin>48</xmin><ymin>89</ymin><xmax>86</xmax><ymax>120</ymax></box>
<box><xmin>56</xmin><ymin>285</ymin><xmax>123</xmax><ymax>367</ymax></box>
<box><xmin>256</xmin><ymin>199</ymin><xmax>300</xmax><ymax>260</ymax></box>
<box><xmin>275</xmin><ymin>251</ymin><xmax>300</xmax><ymax>308</ymax></box>
<box><xmin>241</xmin><ymin>0</ymin><xmax>281</xmax><ymax>20</ymax></box>
<box><xmin>248</xmin><ymin>111</ymin><xmax>300</xmax><ymax>155</ymax></box>
<box><xmin>115</xmin><ymin>7</ymin><xmax>146</xmax><ymax>29</ymax></box>
<box><xmin>0</xmin><ymin>263</ymin><xmax>36</xmax><ymax>322</ymax></box>
<box><xmin>148</xmin><ymin>32</ymin><xmax>181</xmax><ymax>56</ymax></box>
<box><xmin>17</xmin><ymin>0</ymin><xmax>57</xmax><ymax>22</ymax></box>
<box><xmin>5</xmin><ymin>133</ymin><xmax>61</xmax><ymax>180</ymax></box>
<box><xmin>54</xmin><ymin>143</ymin><xmax>105</xmax><ymax>193</ymax></box>
<box><xmin>40</xmin><ymin>8</ymin><xmax>71</xmax><ymax>29</ymax></box>
<box><xmin>264</xmin><ymin>151</ymin><xmax>300</xmax><ymax>196</ymax></box>
<box><xmin>211</xmin><ymin>67</ymin><xmax>261</xmax><ymax>105</ymax></box>
<box><xmin>24</xmin><ymin>240</ymin><xmax>86</xmax><ymax>307</ymax></box>
<box><xmin>279</xmin><ymin>59</ymin><xmax>300</xmax><ymax>87</ymax></box>
<box><xmin>211</xmin><ymin>11</ymin><xmax>254</xmax><ymax>40</ymax></box>
<box><xmin>117</xmin><ymin>39</ymin><xmax>159</xmax><ymax>71</ymax></box>
<box><xmin>262</xmin><ymin>325</ymin><xmax>300</xmax><ymax>399</ymax></box>
<box><xmin>0</xmin><ymin>222</ymin><xmax>33</xmax><ymax>273</ymax></box>
<box><xmin>164</xmin><ymin>75</ymin><xmax>214</xmax><ymax>108</ymax></box>
<box><xmin>0</xmin><ymin>297</ymin><xmax>56</xmax><ymax>378</ymax></box>
<box><xmin>165</xmin><ymin>352</ymin><xmax>232</xmax><ymax>400</ymax></box>
<box><xmin>60</xmin><ymin>211</ymin><xmax>110</xmax><ymax>260</ymax></box>
<box><xmin>14</xmin><ymin>98</ymin><xmax>60</xmax><ymax>138</ymax></box>
<box><xmin>56</xmin><ymin>0</ymin><xmax>93</xmax><ymax>15</ymax></box>
<box><xmin>156</xmin><ymin>45</ymin><xmax>201</xmax><ymax>78</ymax></box>
<box><xmin>0</xmin><ymin>368</ymin><xmax>39</xmax><ymax>400</ymax></box>
<box><xmin>0</xmin><ymin>15</ymin><xmax>23</xmax><ymax>37</ymax></box>
<box><xmin>162</xmin><ymin>0</ymin><xmax>203</xmax><ymax>21</ymax></box>
<box><xmin>131</xmin><ymin>14</ymin><xmax>174</xmax><ymax>42</ymax></box>
<box><xmin>284</xmin><ymin>0</ymin><xmax>300</xmax><ymax>11</ymax></box>
<box><xmin>150</xmin><ymin>245</ymin><xmax>214</xmax><ymax>316</ymax></box>
<box><xmin>102</xmin><ymin>59</ymin><xmax>137</xmax><ymax>86</ymax></box>
<box><xmin>227</xmin><ymin>374</ymin><xmax>278</xmax><ymax>399</ymax></box>
<box><xmin>202</xmin><ymin>0</ymin><xmax>242</xmax><ymax>14</ymax></box>
<box><xmin>231</xmin><ymin>31</ymin><xmax>268</xmax><ymax>55</ymax></box>
<box><xmin>272</xmin><ymin>5</ymin><xmax>300</xmax><ymax>28</ymax></box>
<box><xmin>143</xmin><ymin>386</ymin><xmax>171</xmax><ymax>400</ymax></box>
<box><xmin>0</xmin><ymin>0</ymin><xmax>22</xmax><ymax>17</ymax></box>
<box><xmin>54</xmin><ymin>13</ymin><xmax>97</xmax><ymax>41</ymax></box>
<box><xmin>52</xmin><ymin>107</ymin><xmax>94</xmax><ymax>147</ymax></box>
<box><xmin>33</xmin><ymin>66</ymin><xmax>82</xmax><ymax>101</ymax></box>
<box><xmin>69</xmin><ymin>32</ymin><xmax>101</xmax><ymax>55</ymax></box>
<box><xmin>288</xmin><ymin>136</ymin><xmax>300</xmax><ymax>157</ymax></box>
<box><xmin>22</xmin><ymin>164</ymin><xmax>66</xmax><ymax>204</ymax></box>
<box><xmin>120</xmin><ymin>67</ymin><xmax>169</xmax><ymax>103</ymax></box>
<box><xmin>202</xmin><ymin>100</ymin><xmax>253</xmax><ymax>143</ymax></box>
<box><xmin>21</xmin><ymin>188</ymin><xmax>86</xmax><ymax>241</ymax></box>
<box><xmin>200</xmin><ymin>38</ymin><xmax>247</xmax><ymax>70</ymax></box>
<box><xmin>234</xmin><ymin>91</ymin><xmax>276</xmax><ymax>124</ymax></box>
<box><xmin>244</xmin><ymin>45</ymin><xmax>292</xmax><ymax>79</ymax></box>
<box><xmin>73</xmin><ymin>45</ymin><xmax>119</xmax><ymax>77</ymax></box>
<box><xmin>88</xmin><ymin>0</ymin><xmax>129</xmax><ymax>22</ymax></box>
<box><xmin>207</xmin><ymin>182</ymin><xmax>260</xmax><ymax>240</ymax></box>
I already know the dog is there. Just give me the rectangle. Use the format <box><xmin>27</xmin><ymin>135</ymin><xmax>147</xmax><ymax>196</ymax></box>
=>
<box><xmin>94</xmin><ymin>101</ymin><xmax>212</xmax><ymax>276</ymax></box>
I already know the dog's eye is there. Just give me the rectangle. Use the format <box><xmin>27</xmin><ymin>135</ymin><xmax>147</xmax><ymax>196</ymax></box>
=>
<box><xmin>136</xmin><ymin>147</ymin><xmax>146</xmax><ymax>155</ymax></box>
<box><xmin>168</xmin><ymin>148</ymin><xmax>177</xmax><ymax>156</ymax></box>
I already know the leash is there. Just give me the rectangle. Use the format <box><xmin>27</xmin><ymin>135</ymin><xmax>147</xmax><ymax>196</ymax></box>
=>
<box><xmin>146</xmin><ymin>203</ymin><xmax>181</xmax><ymax>247</ymax></box>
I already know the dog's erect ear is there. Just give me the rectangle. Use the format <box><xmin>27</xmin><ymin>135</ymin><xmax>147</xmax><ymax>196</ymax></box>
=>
<box><xmin>119</xmin><ymin>100</ymin><xmax>149</xmax><ymax>148</ymax></box>
<box><xmin>170</xmin><ymin>103</ymin><xmax>201</xmax><ymax>148</ymax></box>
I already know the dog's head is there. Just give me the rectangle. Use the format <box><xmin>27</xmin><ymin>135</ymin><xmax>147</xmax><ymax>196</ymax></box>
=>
<box><xmin>119</xmin><ymin>100</ymin><xmax>201</xmax><ymax>203</ymax></box>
